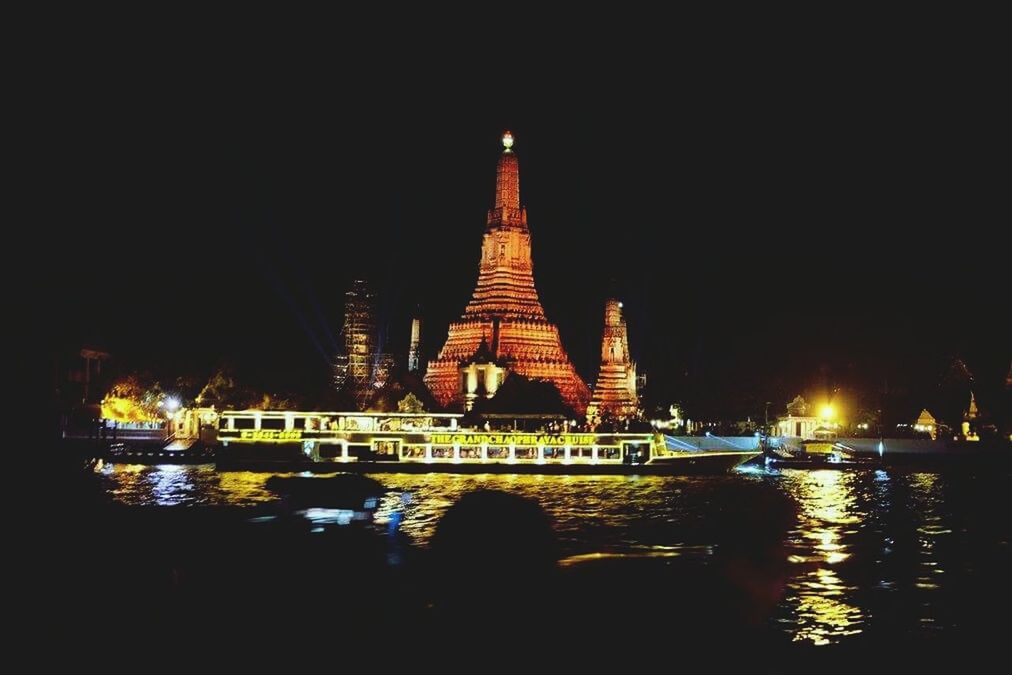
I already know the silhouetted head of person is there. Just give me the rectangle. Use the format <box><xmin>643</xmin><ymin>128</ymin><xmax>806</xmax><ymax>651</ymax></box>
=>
<box><xmin>430</xmin><ymin>489</ymin><xmax>559</xmax><ymax>619</ymax></box>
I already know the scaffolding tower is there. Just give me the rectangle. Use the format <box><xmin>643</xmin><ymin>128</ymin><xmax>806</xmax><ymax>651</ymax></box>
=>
<box><xmin>334</xmin><ymin>280</ymin><xmax>376</xmax><ymax>410</ymax></box>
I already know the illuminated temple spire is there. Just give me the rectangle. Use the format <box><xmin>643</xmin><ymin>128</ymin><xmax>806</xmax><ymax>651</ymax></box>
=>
<box><xmin>425</xmin><ymin>132</ymin><xmax>590</xmax><ymax>413</ymax></box>
<box><xmin>494</xmin><ymin>131</ymin><xmax>520</xmax><ymax>212</ymax></box>
<box><xmin>586</xmin><ymin>299</ymin><xmax>639</xmax><ymax>423</ymax></box>
<box><xmin>467</xmin><ymin>131</ymin><xmax>540</xmax><ymax>319</ymax></box>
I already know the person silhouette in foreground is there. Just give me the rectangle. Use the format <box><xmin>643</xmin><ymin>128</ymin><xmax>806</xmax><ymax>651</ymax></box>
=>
<box><xmin>430</xmin><ymin>489</ymin><xmax>559</xmax><ymax>626</ymax></box>
<box><xmin>648</xmin><ymin>481</ymin><xmax>798</xmax><ymax>664</ymax></box>
<box><xmin>426</xmin><ymin>484</ymin><xmax>797</xmax><ymax>666</ymax></box>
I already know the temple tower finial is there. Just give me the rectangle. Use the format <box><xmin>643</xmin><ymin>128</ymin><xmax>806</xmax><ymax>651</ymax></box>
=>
<box><xmin>494</xmin><ymin>130</ymin><xmax>520</xmax><ymax>212</ymax></box>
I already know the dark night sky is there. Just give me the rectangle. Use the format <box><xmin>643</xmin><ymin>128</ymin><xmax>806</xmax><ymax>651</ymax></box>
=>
<box><xmin>41</xmin><ymin>42</ymin><xmax>1008</xmax><ymax>420</ymax></box>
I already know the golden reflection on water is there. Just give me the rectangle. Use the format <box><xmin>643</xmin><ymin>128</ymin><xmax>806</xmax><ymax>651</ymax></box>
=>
<box><xmin>101</xmin><ymin>464</ymin><xmax>280</xmax><ymax>506</ymax></box>
<box><xmin>371</xmin><ymin>473</ymin><xmax>684</xmax><ymax>548</ymax></box>
<box><xmin>213</xmin><ymin>471</ymin><xmax>280</xmax><ymax>505</ymax></box>
<box><xmin>910</xmin><ymin>473</ymin><xmax>946</xmax><ymax>594</ymax></box>
<box><xmin>96</xmin><ymin>464</ymin><xmax>962</xmax><ymax>646</ymax></box>
<box><xmin>780</xmin><ymin>469</ymin><xmax>864</xmax><ymax>645</ymax></box>
<box><xmin>101</xmin><ymin>468</ymin><xmax>693</xmax><ymax>550</ymax></box>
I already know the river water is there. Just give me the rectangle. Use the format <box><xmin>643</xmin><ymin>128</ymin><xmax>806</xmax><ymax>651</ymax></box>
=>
<box><xmin>93</xmin><ymin>462</ymin><xmax>1011</xmax><ymax>651</ymax></box>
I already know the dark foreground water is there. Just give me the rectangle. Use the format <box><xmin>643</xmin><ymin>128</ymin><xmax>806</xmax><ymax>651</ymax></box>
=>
<box><xmin>88</xmin><ymin>462</ymin><xmax>1011</xmax><ymax>654</ymax></box>
<box><xmin>31</xmin><ymin>462</ymin><xmax>1010</xmax><ymax>667</ymax></box>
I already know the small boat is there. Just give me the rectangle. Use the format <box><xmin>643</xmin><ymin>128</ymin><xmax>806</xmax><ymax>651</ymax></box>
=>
<box><xmin>762</xmin><ymin>438</ymin><xmax>874</xmax><ymax>470</ymax></box>
<box><xmin>106</xmin><ymin>439</ymin><xmax>215</xmax><ymax>464</ymax></box>
<box><xmin>645</xmin><ymin>450</ymin><xmax>760</xmax><ymax>474</ymax></box>
<box><xmin>762</xmin><ymin>455</ymin><xmax>875</xmax><ymax>470</ymax></box>
<box><xmin>263</xmin><ymin>475</ymin><xmax>390</xmax><ymax>526</ymax></box>
<box><xmin>265</xmin><ymin>474</ymin><xmax>387</xmax><ymax>509</ymax></box>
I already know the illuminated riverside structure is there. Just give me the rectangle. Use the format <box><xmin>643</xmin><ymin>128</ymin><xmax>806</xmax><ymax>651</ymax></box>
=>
<box><xmin>586</xmin><ymin>299</ymin><xmax>639</xmax><ymax>423</ymax></box>
<box><xmin>219</xmin><ymin>409</ymin><xmax>640</xmax><ymax>465</ymax></box>
<box><xmin>212</xmin><ymin>409</ymin><xmax>756</xmax><ymax>474</ymax></box>
<box><xmin>424</xmin><ymin>132</ymin><xmax>591</xmax><ymax>414</ymax></box>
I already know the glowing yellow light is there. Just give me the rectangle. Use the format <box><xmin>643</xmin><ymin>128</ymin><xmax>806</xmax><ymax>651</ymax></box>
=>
<box><xmin>235</xmin><ymin>429</ymin><xmax>303</xmax><ymax>442</ymax></box>
<box><xmin>502</xmin><ymin>130</ymin><xmax>514</xmax><ymax>149</ymax></box>
<box><xmin>101</xmin><ymin>397</ymin><xmax>158</xmax><ymax>423</ymax></box>
<box><xmin>820</xmin><ymin>405</ymin><xmax>835</xmax><ymax>421</ymax></box>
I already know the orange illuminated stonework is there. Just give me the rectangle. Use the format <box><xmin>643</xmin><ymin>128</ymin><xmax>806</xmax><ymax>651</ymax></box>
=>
<box><xmin>425</xmin><ymin>132</ymin><xmax>591</xmax><ymax>413</ymax></box>
<box><xmin>586</xmin><ymin>299</ymin><xmax>638</xmax><ymax>422</ymax></box>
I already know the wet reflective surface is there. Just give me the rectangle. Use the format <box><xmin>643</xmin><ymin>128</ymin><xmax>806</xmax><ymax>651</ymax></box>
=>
<box><xmin>95</xmin><ymin>463</ymin><xmax>1012</xmax><ymax>648</ymax></box>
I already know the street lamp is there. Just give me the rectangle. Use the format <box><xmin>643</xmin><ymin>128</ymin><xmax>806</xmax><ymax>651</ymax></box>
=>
<box><xmin>163</xmin><ymin>396</ymin><xmax>181</xmax><ymax>438</ymax></box>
